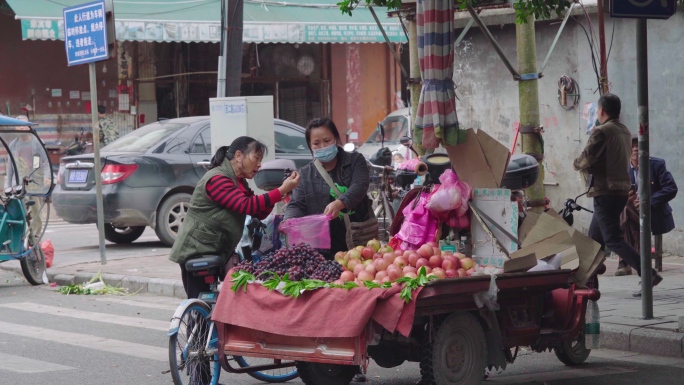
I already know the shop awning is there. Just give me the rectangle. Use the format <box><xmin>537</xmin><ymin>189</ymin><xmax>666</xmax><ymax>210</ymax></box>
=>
<box><xmin>7</xmin><ymin>0</ymin><xmax>406</xmax><ymax>44</ymax></box>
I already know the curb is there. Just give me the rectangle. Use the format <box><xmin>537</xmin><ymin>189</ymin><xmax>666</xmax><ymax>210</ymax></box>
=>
<box><xmin>600</xmin><ymin>324</ymin><xmax>684</xmax><ymax>358</ymax></box>
<box><xmin>0</xmin><ymin>264</ymin><xmax>185</xmax><ymax>299</ymax></box>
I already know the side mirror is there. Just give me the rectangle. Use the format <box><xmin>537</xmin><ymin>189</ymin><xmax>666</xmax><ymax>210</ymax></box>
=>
<box><xmin>400</xmin><ymin>136</ymin><xmax>412</xmax><ymax>147</ymax></box>
<box><xmin>378</xmin><ymin>122</ymin><xmax>385</xmax><ymax>139</ymax></box>
<box><xmin>343</xmin><ymin>143</ymin><xmax>355</xmax><ymax>153</ymax></box>
<box><xmin>32</xmin><ymin>155</ymin><xmax>40</xmax><ymax>170</ymax></box>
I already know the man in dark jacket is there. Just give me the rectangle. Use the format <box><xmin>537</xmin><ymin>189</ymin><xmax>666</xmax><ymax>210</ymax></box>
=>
<box><xmin>573</xmin><ymin>93</ymin><xmax>663</xmax><ymax>293</ymax></box>
<box><xmin>615</xmin><ymin>135</ymin><xmax>677</xmax><ymax>282</ymax></box>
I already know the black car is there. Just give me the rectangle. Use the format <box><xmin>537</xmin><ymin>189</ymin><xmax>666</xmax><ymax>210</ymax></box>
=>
<box><xmin>53</xmin><ymin>116</ymin><xmax>310</xmax><ymax>246</ymax></box>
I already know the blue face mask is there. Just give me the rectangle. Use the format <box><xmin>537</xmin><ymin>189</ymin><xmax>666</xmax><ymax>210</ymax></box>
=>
<box><xmin>313</xmin><ymin>143</ymin><xmax>338</xmax><ymax>162</ymax></box>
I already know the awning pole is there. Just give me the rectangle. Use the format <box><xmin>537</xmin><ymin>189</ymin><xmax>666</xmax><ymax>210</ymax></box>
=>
<box><xmin>539</xmin><ymin>3</ymin><xmax>575</xmax><ymax>76</ymax></box>
<box><xmin>455</xmin><ymin>17</ymin><xmax>476</xmax><ymax>47</ymax></box>
<box><xmin>217</xmin><ymin>0</ymin><xmax>228</xmax><ymax>97</ymax></box>
<box><xmin>466</xmin><ymin>5</ymin><xmax>520</xmax><ymax>79</ymax></box>
<box><xmin>369</xmin><ymin>5</ymin><xmax>408</xmax><ymax>78</ymax></box>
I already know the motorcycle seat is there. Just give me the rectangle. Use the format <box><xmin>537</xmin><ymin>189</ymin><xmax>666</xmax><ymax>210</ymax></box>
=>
<box><xmin>185</xmin><ymin>255</ymin><xmax>223</xmax><ymax>275</ymax></box>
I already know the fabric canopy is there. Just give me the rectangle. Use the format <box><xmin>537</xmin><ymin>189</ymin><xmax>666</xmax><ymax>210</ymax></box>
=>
<box><xmin>414</xmin><ymin>0</ymin><xmax>464</xmax><ymax>149</ymax></box>
<box><xmin>8</xmin><ymin>0</ymin><xmax>406</xmax><ymax>44</ymax></box>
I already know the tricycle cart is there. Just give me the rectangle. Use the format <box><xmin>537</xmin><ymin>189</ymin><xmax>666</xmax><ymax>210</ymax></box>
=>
<box><xmin>214</xmin><ymin>269</ymin><xmax>598</xmax><ymax>385</ymax></box>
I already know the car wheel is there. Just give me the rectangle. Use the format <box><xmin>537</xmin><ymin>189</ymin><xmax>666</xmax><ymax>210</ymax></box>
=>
<box><xmin>155</xmin><ymin>193</ymin><xmax>191</xmax><ymax>247</ymax></box>
<box><xmin>103</xmin><ymin>224</ymin><xmax>146</xmax><ymax>244</ymax></box>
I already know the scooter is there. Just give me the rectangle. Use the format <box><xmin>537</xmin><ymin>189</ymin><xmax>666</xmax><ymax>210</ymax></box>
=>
<box><xmin>45</xmin><ymin>129</ymin><xmax>92</xmax><ymax>174</ymax></box>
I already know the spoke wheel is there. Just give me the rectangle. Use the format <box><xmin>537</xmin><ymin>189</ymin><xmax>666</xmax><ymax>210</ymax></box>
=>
<box><xmin>234</xmin><ymin>356</ymin><xmax>298</xmax><ymax>383</ymax></box>
<box><xmin>20</xmin><ymin>242</ymin><xmax>46</xmax><ymax>286</ymax></box>
<box><xmin>156</xmin><ymin>193</ymin><xmax>191</xmax><ymax>246</ymax></box>
<box><xmin>168</xmin><ymin>303</ymin><xmax>220</xmax><ymax>385</ymax></box>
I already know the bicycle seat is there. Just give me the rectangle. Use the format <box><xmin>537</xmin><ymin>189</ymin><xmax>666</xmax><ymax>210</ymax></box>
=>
<box><xmin>185</xmin><ymin>255</ymin><xmax>223</xmax><ymax>276</ymax></box>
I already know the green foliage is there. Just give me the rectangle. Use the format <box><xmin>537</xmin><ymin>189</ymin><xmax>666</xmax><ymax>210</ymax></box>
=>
<box><xmin>337</xmin><ymin>0</ymin><xmax>575</xmax><ymax>24</ymax></box>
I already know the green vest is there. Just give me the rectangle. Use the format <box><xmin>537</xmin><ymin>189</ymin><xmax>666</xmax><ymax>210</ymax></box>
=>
<box><xmin>169</xmin><ymin>158</ymin><xmax>248</xmax><ymax>265</ymax></box>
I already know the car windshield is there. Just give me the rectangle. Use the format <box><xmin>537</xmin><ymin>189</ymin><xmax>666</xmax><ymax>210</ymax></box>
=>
<box><xmin>102</xmin><ymin>122</ymin><xmax>186</xmax><ymax>152</ymax></box>
<box><xmin>364</xmin><ymin>116</ymin><xmax>408</xmax><ymax>145</ymax></box>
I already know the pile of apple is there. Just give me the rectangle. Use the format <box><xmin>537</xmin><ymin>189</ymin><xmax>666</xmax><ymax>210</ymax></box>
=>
<box><xmin>333</xmin><ymin>240</ymin><xmax>479</xmax><ymax>285</ymax></box>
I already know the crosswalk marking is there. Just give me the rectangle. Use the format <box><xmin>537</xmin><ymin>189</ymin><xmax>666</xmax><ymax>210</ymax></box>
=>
<box><xmin>0</xmin><ymin>302</ymin><xmax>168</xmax><ymax>331</ymax></box>
<box><xmin>95</xmin><ymin>297</ymin><xmax>179</xmax><ymax>311</ymax></box>
<box><xmin>487</xmin><ymin>366</ymin><xmax>637</xmax><ymax>383</ymax></box>
<box><xmin>0</xmin><ymin>352</ymin><xmax>75</xmax><ymax>373</ymax></box>
<box><xmin>0</xmin><ymin>321</ymin><xmax>167</xmax><ymax>362</ymax></box>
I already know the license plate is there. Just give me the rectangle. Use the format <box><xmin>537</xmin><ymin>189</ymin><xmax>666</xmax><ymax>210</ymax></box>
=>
<box><xmin>68</xmin><ymin>169</ymin><xmax>89</xmax><ymax>183</ymax></box>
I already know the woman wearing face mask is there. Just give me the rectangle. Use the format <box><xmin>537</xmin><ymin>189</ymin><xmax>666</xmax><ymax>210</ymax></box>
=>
<box><xmin>284</xmin><ymin>118</ymin><xmax>371</xmax><ymax>261</ymax></box>
<box><xmin>170</xmin><ymin>136</ymin><xmax>300</xmax><ymax>299</ymax></box>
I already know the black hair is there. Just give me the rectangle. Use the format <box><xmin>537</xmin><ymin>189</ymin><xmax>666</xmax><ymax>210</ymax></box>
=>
<box><xmin>97</xmin><ymin>105</ymin><xmax>106</xmax><ymax>114</ymax></box>
<box><xmin>209</xmin><ymin>136</ymin><xmax>268</xmax><ymax>169</ymax></box>
<box><xmin>305</xmin><ymin>118</ymin><xmax>342</xmax><ymax>152</ymax></box>
<box><xmin>598</xmin><ymin>93</ymin><xmax>621</xmax><ymax>119</ymax></box>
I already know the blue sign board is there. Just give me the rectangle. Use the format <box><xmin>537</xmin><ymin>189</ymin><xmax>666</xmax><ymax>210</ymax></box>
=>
<box><xmin>63</xmin><ymin>0</ymin><xmax>108</xmax><ymax>66</ymax></box>
<box><xmin>611</xmin><ymin>0</ymin><xmax>677</xmax><ymax>19</ymax></box>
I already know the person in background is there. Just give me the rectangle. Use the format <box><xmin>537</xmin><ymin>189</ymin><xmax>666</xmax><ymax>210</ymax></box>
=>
<box><xmin>573</xmin><ymin>93</ymin><xmax>663</xmax><ymax>295</ymax></box>
<box><xmin>615</xmin><ymin>136</ymin><xmax>677</xmax><ymax>285</ymax></box>
<box><xmin>392</xmin><ymin>152</ymin><xmax>404</xmax><ymax>169</ymax></box>
<box><xmin>97</xmin><ymin>105</ymin><xmax>119</xmax><ymax>146</ymax></box>
<box><xmin>169</xmin><ymin>136</ymin><xmax>300</xmax><ymax>299</ymax></box>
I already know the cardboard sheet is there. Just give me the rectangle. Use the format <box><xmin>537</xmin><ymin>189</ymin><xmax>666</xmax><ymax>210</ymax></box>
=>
<box><xmin>446</xmin><ymin>128</ymin><xmax>511</xmax><ymax>188</ymax></box>
<box><xmin>503</xmin><ymin>253</ymin><xmax>537</xmax><ymax>273</ymax></box>
<box><xmin>510</xmin><ymin>230</ymin><xmax>575</xmax><ymax>260</ymax></box>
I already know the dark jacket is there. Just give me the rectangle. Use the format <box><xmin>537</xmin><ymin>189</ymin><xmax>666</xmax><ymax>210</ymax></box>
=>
<box><xmin>284</xmin><ymin>149</ymin><xmax>370</xmax><ymax>221</ymax></box>
<box><xmin>629</xmin><ymin>157</ymin><xmax>678</xmax><ymax>235</ymax></box>
<box><xmin>573</xmin><ymin>119</ymin><xmax>632</xmax><ymax>197</ymax></box>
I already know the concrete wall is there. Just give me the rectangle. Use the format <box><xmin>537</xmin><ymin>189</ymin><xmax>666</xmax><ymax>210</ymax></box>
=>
<box><xmin>453</xmin><ymin>11</ymin><xmax>684</xmax><ymax>254</ymax></box>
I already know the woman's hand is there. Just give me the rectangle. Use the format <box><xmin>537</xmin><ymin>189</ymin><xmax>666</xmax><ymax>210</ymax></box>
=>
<box><xmin>324</xmin><ymin>199</ymin><xmax>346</xmax><ymax>219</ymax></box>
<box><xmin>278</xmin><ymin>171</ymin><xmax>300</xmax><ymax>196</ymax></box>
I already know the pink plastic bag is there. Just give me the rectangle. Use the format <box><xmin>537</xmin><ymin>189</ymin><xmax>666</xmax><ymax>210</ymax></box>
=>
<box><xmin>396</xmin><ymin>192</ymin><xmax>439</xmax><ymax>249</ymax></box>
<box><xmin>279</xmin><ymin>214</ymin><xmax>332</xmax><ymax>249</ymax></box>
<box><xmin>426</xmin><ymin>170</ymin><xmax>465</xmax><ymax>212</ymax></box>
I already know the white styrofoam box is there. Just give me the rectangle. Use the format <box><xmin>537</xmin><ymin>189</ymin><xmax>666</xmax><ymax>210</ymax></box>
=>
<box><xmin>471</xmin><ymin>188</ymin><xmax>519</xmax><ymax>268</ymax></box>
<box><xmin>209</xmin><ymin>96</ymin><xmax>275</xmax><ymax>194</ymax></box>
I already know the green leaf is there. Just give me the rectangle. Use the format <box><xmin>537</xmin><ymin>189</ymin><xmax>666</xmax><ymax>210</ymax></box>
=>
<box><xmin>231</xmin><ymin>270</ymin><xmax>255</xmax><ymax>293</ymax></box>
<box><xmin>363</xmin><ymin>281</ymin><xmax>381</xmax><ymax>289</ymax></box>
<box><xmin>400</xmin><ymin>285</ymin><xmax>413</xmax><ymax>303</ymax></box>
<box><xmin>262</xmin><ymin>272</ymin><xmax>282</xmax><ymax>291</ymax></box>
<box><xmin>343</xmin><ymin>281</ymin><xmax>359</xmax><ymax>290</ymax></box>
<box><xmin>381</xmin><ymin>282</ymin><xmax>393</xmax><ymax>289</ymax></box>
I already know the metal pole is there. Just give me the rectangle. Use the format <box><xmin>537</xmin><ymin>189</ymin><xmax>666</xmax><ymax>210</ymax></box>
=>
<box><xmin>597</xmin><ymin>0</ymin><xmax>609</xmax><ymax>94</ymax></box>
<box><xmin>217</xmin><ymin>0</ymin><xmax>228</xmax><ymax>98</ymax></box>
<box><xmin>637</xmin><ymin>18</ymin><xmax>652</xmax><ymax>319</ymax></box>
<box><xmin>407</xmin><ymin>16</ymin><xmax>422</xmax><ymax>155</ymax></box>
<box><xmin>225</xmin><ymin>0</ymin><xmax>244</xmax><ymax>97</ymax></box>
<box><xmin>369</xmin><ymin>5</ymin><xmax>408</xmax><ymax>78</ymax></box>
<box><xmin>89</xmin><ymin>63</ymin><xmax>107</xmax><ymax>265</ymax></box>
<box><xmin>467</xmin><ymin>6</ymin><xmax>520</xmax><ymax>79</ymax></box>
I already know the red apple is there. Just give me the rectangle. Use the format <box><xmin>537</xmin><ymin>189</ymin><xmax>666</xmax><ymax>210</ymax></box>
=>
<box><xmin>366</xmin><ymin>264</ymin><xmax>377</xmax><ymax>276</ymax></box>
<box><xmin>460</xmin><ymin>258</ymin><xmax>475</xmax><ymax>270</ymax></box>
<box><xmin>381</xmin><ymin>276</ymin><xmax>392</xmax><ymax>284</ymax></box>
<box><xmin>333</xmin><ymin>279</ymin><xmax>345</xmax><ymax>285</ymax></box>
<box><xmin>357</xmin><ymin>270</ymin><xmax>374</xmax><ymax>281</ymax></box>
<box><xmin>374</xmin><ymin>258</ymin><xmax>389</xmax><ymax>272</ymax></box>
<box><xmin>454</xmin><ymin>252</ymin><xmax>466</xmax><ymax>260</ymax></box>
<box><xmin>334</xmin><ymin>251</ymin><xmax>346</xmax><ymax>261</ymax></box>
<box><xmin>375</xmin><ymin>271</ymin><xmax>388</xmax><ymax>282</ymax></box>
<box><xmin>424</xmin><ymin>266</ymin><xmax>433</xmax><ymax>274</ymax></box>
<box><xmin>427</xmin><ymin>241</ymin><xmax>438</xmax><ymax>248</ymax></box>
<box><xmin>383</xmin><ymin>252</ymin><xmax>396</xmax><ymax>265</ymax></box>
<box><xmin>361</xmin><ymin>247</ymin><xmax>374</xmax><ymax>260</ymax></box>
<box><xmin>379</xmin><ymin>246</ymin><xmax>394</xmax><ymax>254</ymax></box>
<box><xmin>353</xmin><ymin>264</ymin><xmax>366</xmax><ymax>277</ymax></box>
<box><xmin>403</xmin><ymin>266</ymin><xmax>417</xmax><ymax>275</ymax></box>
<box><xmin>432</xmin><ymin>247</ymin><xmax>442</xmax><ymax>257</ymax></box>
<box><xmin>394</xmin><ymin>256</ymin><xmax>408</xmax><ymax>269</ymax></box>
<box><xmin>432</xmin><ymin>267</ymin><xmax>446</xmax><ymax>279</ymax></box>
<box><xmin>347</xmin><ymin>259</ymin><xmax>360</xmax><ymax>272</ymax></box>
<box><xmin>442</xmin><ymin>257</ymin><xmax>459</xmax><ymax>271</ymax></box>
<box><xmin>403</xmin><ymin>250</ymin><xmax>413</xmax><ymax>258</ymax></box>
<box><xmin>408</xmin><ymin>253</ymin><xmax>420</xmax><ymax>267</ymax></box>
<box><xmin>340</xmin><ymin>271</ymin><xmax>355</xmax><ymax>282</ymax></box>
<box><xmin>429</xmin><ymin>255</ymin><xmax>443</xmax><ymax>268</ymax></box>
<box><xmin>415</xmin><ymin>258</ymin><xmax>430</xmax><ymax>270</ymax></box>
<box><xmin>348</xmin><ymin>250</ymin><xmax>362</xmax><ymax>260</ymax></box>
<box><xmin>366</xmin><ymin>239</ymin><xmax>381</xmax><ymax>253</ymax></box>
<box><xmin>404</xmin><ymin>272</ymin><xmax>418</xmax><ymax>279</ymax></box>
<box><xmin>445</xmin><ymin>269</ymin><xmax>457</xmax><ymax>278</ymax></box>
<box><xmin>457</xmin><ymin>268</ymin><xmax>467</xmax><ymax>277</ymax></box>
<box><xmin>418</xmin><ymin>244</ymin><xmax>433</xmax><ymax>259</ymax></box>
<box><xmin>373</xmin><ymin>252</ymin><xmax>383</xmax><ymax>260</ymax></box>
<box><xmin>387</xmin><ymin>267</ymin><xmax>403</xmax><ymax>281</ymax></box>
<box><xmin>356</xmin><ymin>245</ymin><xmax>364</xmax><ymax>252</ymax></box>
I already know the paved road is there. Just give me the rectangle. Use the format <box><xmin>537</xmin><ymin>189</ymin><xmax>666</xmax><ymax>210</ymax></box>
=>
<box><xmin>2</xmin><ymin>269</ymin><xmax>684</xmax><ymax>385</ymax></box>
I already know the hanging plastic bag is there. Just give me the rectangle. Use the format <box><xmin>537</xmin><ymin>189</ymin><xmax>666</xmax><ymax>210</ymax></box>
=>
<box><xmin>426</xmin><ymin>169</ymin><xmax>464</xmax><ymax>212</ymax></box>
<box><xmin>40</xmin><ymin>239</ymin><xmax>54</xmax><ymax>268</ymax></box>
<box><xmin>279</xmin><ymin>214</ymin><xmax>332</xmax><ymax>249</ymax></box>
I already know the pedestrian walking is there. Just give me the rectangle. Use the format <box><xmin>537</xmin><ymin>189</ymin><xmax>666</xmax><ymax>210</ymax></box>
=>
<box><xmin>573</xmin><ymin>93</ymin><xmax>663</xmax><ymax>296</ymax></box>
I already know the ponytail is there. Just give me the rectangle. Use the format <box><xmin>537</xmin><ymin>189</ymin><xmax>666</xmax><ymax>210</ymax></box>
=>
<box><xmin>208</xmin><ymin>136</ymin><xmax>268</xmax><ymax>170</ymax></box>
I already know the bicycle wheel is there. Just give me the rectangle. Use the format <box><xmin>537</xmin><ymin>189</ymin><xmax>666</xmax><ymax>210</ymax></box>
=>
<box><xmin>168</xmin><ymin>303</ymin><xmax>221</xmax><ymax>385</ymax></box>
<box><xmin>234</xmin><ymin>356</ymin><xmax>298</xmax><ymax>383</ymax></box>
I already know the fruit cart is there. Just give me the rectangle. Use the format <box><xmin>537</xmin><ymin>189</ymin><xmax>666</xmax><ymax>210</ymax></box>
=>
<box><xmin>213</xmin><ymin>269</ymin><xmax>599</xmax><ymax>385</ymax></box>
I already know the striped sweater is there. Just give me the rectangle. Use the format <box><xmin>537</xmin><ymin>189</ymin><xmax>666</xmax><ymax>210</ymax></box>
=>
<box><xmin>206</xmin><ymin>175</ymin><xmax>281</xmax><ymax>220</ymax></box>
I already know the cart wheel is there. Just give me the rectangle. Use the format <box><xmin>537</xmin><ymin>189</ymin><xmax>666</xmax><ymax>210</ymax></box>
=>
<box><xmin>425</xmin><ymin>312</ymin><xmax>487</xmax><ymax>385</ymax></box>
<box><xmin>20</xmin><ymin>243</ymin><xmax>45</xmax><ymax>286</ymax></box>
<box><xmin>168</xmin><ymin>302</ymin><xmax>221</xmax><ymax>385</ymax></box>
<box><xmin>295</xmin><ymin>362</ymin><xmax>356</xmax><ymax>385</ymax></box>
<box><xmin>234</xmin><ymin>356</ymin><xmax>298</xmax><ymax>383</ymax></box>
<box><xmin>554</xmin><ymin>327</ymin><xmax>591</xmax><ymax>366</ymax></box>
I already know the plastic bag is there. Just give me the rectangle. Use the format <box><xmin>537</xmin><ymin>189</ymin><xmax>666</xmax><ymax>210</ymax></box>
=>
<box><xmin>40</xmin><ymin>239</ymin><xmax>54</xmax><ymax>268</ymax></box>
<box><xmin>473</xmin><ymin>274</ymin><xmax>500</xmax><ymax>311</ymax></box>
<box><xmin>279</xmin><ymin>214</ymin><xmax>332</xmax><ymax>249</ymax></box>
<box><xmin>426</xmin><ymin>170</ymin><xmax>464</xmax><ymax>212</ymax></box>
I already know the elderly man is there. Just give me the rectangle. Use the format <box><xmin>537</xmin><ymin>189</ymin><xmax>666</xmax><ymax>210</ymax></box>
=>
<box><xmin>573</xmin><ymin>93</ymin><xmax>663</xmax><ymax>295</ymax></box>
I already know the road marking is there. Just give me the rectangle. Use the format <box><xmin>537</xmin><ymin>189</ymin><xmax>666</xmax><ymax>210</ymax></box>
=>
<box><xmin>487</xmin><ymin>366</ymin><xmax>637</xmax><ymax>383</ymax></box>
<box><xmin>94</xmin><ymin>297</ymin><xmax>179</xmax><ymax>311</ymax></box>
<box><xmin>0</xmin><ymin>303</ymin><xmax>168</xmax><ymax>331</ymax></box>
<box><xmin>0</xmin><ymin>352</ymin><xmax>75</xmax><ymax>373</ymax></box>
<box><xmin>0</xmin><ymin>321</ymin><xmax>166</xmax><ymax>362</ymax></box>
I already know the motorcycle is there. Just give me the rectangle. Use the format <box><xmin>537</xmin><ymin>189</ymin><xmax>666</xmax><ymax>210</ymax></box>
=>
<box><xmin>45</xmin><ymin>129</ymin><xmax>92</xmax><ymax>174</ymax></box>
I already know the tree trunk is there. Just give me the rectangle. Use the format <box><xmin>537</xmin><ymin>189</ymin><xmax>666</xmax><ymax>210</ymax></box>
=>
<box><xmin>516</xmin><ymin>15</ymin><xmax>545</xmax><ymax>212</ymax></box>
<box><xmin>225</xmin><ymin>0</ymin><xmax>244</xmax><ymax>97</ymax></box>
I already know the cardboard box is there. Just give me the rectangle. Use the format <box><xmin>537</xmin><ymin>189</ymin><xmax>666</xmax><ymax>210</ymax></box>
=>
<box><xmin>445</xmin><ymin>128</ymin><xmax>511</xmax><ymax>188</ymax></box>
<box><xmin>470</xmin><ymin>188</ymin><xmax>519</xmax><ymax>268</ymax></box>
